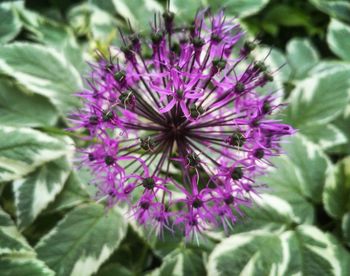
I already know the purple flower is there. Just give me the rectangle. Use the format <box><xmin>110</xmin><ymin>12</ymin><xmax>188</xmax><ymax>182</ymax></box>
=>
<box><xmin>70</xmin><ymin>8</ymin><xmax>294</xmax><ymax>239</ymax></box>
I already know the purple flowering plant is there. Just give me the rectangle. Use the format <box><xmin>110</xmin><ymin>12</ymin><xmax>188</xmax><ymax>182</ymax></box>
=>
<box><xmin>70</xmin><ymin>8</ymin><xmax>294</xmax><ymax>239</ymax></box>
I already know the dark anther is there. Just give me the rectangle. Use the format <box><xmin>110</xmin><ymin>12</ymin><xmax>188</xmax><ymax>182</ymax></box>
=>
<box><xmin>234</xmin><ymin>82</ymin><xmax>245</xmax><ymax>94</ymax></box>
<box><xmin>262</xmin><ymin>101</ymin><xmax>271</xmax><ymax>114</ymax></box>
<box><xmin>120</xmin><ymin>44</ymin><xmax>134</xmax><ymax>60</ymax></box>
<box><xmin>163</xmin><ymin>11</ymin><xmax>175</xmax><ymax>32</ymax></box>
<box><xmin>171</xmin><ymin>43</ymin><xmax>180</xmax><ymax>55</ymax></box>
<box><xmin>114</xmin><ymin>70</ymin><xmax>126</xmax><ymax>82</ymax></box>
<box><xmin>119</xmin><ymin>91</ymin><xmax>134</xmax><ymax>106</ymax></box>
<box><xmin>243</xmin><ymin>41</ymin><xmax>256</xmax><ymax>54</ymax></box>
<box><xmin>189</xmin><ymin>218</ymin><xmax>198</xmax><ymax>226</ymax></box>
<box><xmin>253</xmin><ymin>61</ymin><xmax>267</xmax><ymax>73</ymax></box>
<box><xmin>140</xmin><ymin>137</ymin><xmax>156</xmax><ymax>152</ymax></box>
<box><xmin>192</xmin><ymin>198</ymin><xmax>203</xmax><ymax>208</ymax></box>
<box><xmin>151</xmin><ymin>32</ymin><xmax>163</xmax><ymax>44</ymax></box>
<box><xmin>89</xmin><ymin>115</ymin><xmax>99</xmax><ymax>125</ymax></box>
<box><xmin>229</xmin><ymin>131</ymin><xmax>246</xmax><ymax>147</ymax></box>
<box><xmin>142</xmin><ymin>177</ymin><xmax>155</xmax><ymax>190</ymax></box>
<box><xmin>104</xmin><ymin>155</ymin><xmax>115</xmax><ymax>166</ymax></box>
<box><xmin>88</xmin><ymin>153</ymin><xmax>95</xmax><ymax>161</ymax></box>
<box><xmin>224</xmin><ymin>195</ymin><xmax>234</xmax><ymax>205</ymax></box>
<box><xmin>140</xmin><ymin>201</ymin><xmax>150</xmax><ymax>210</ymax></box>
<box><xmin>263</xmin><ymin>72</ymin><xmax>273</xmax><ymax>82</ymax></box>
<box><xmin>175</xmin><ymin>89</ymin><xmax>184</xmax><ymax>99</ymax></box>
<box><xmin>211</xmin><ymin>33</ymin><xmax>222</xmax><ymax>43</ymax></box>
<box><xmin>102</xmin><ymin>111</ymin><xmax>114</xmax><ymax>122</ymax></box>
<box><xmin>254</xmin><ymin>148</ymin><xmax>265</xmax><ymax>159</ymax></box>
<box><xmin>191</xmin><ymin>37</ymin><xmax>205</xmax><ymax>48</ymax></box>
<box><xmin>212</xmin><ymin>58</ymin><xmax>227</xmax><ymax>71</ymax></box>
<box><xmin>189</xmin><ymin>104</ymin><xmax>204</xmax><ymax>119</ymax></box>
<box><xmin>186</xmin><ymin>152</ymin><xmax>201</xmax><ymax>168</ymax></box>
<box><xmin>231</xmin><ymin>167</ymin><xmax>243</xmax><ymax>180</ymax></box>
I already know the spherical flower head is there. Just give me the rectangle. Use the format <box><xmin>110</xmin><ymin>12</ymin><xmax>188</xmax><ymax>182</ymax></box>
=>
<box><xmin>70</xmin><ymin>8</ymin><xmax>295</xmax><ymax>240</ymax></box>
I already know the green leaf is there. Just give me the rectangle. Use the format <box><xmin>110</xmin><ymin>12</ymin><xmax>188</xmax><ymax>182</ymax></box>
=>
<box><xmin>286</xmin><ymin>38</ymin><xmax>319</xmax><ymax>79</ymax></box>
<box><xmin>0</xmin><ymin>207</ymin><xmax>55</xmax><ymax>276</ymax></box>
<box><xmin>281</xmin><ymin>225</ymin><xmax>350</xmax><ymax>275</ymax></box>
<box><xmin>0</xmin><ymin>207</ymin><xmax>33</xmax><ymax>255</ymax></box>
<box><xmin>263</xmin><ymin>4</ymin><xmax>312</xmax><ymax>28</ymax></box>
<box><xmin>323</xmin><ymin>157</ymin><xmax>350</xmax><ymax>219</ymax></box>
<box><xmin>309</xmin><ymin>0</ymin><xmax>350</xmax><ymax>23</ymax></box>
<box><xmin>0</xmin><ymin>126</ymin><xmax>72</xmax><ymax>182</ymax></box>
<box><xmin>261</xmin><ymin>156</ymin><xmax>315</xmax><ymax>224</ymax></box>
<box><xmin>208</xmin><ymin>226</ymin><xmax>350</xmax><ymax>276</ymax></box>
<box><xmin>94</xmin><ymin>0</ymin><xmax>163</xmax><ymax>30</ymax></box>
<box><xmin>152</xmin><ymin>248</ymin><xmax>205</xmax><ymax>276</ymax></box>
<box><xmin>327</xmin><ymin>19</ymin><xmax>350</xmax><ymax>61</ymax></box>
<box><xmin>96</xmin><ymin>263</ymin><xmax>133</xmax><ymax>276</ymax></box>
<box><xmin>13</xmin><ymin>156</ymin><xmax>72</xmax><ymax>230</ymax></box>
<box><xmin>18</xmin><ymin>9</ymin><xmax>86</xmax><ymax>72</ymax></box>
<box><xmin>0</xmin><ymin>42</ymin><xmax>83</xmax><ymax>114</ymax></box>
<box><xmin>0</xmin><ymin>78</ymin><xmax>59</xmax><ymax>127</ymax></box>
<box><xmin>0</xmin><ymin>3</ymin><xmax>22</xmax><ymax>44</ymax></box>
<box><xmin>170</xmin><ymin>0</ymin><xmax>203</xmax><ymax>22</ymax></box>
<box><xmin>35</xmin><ymin>204</ymin><xmax>127</xmax><ymax>276</ymax></box>
<box><xmin>208</xmin><ymin>0</ymin><xmax>270</xmax><ymax>18</ymax></box>
<box><xmin>45</xmin><ymin>172</ymin><xmax>90</xmax><ymax>214</ymax></box>
<box><xmin>232</xmin><ymin>194</ymin><xmax>298</xmax><ymax>234</ymax></box>
<box><xmin>300</xmin><ymin>123</ymin><xmax>347</xmax><ymax>150</ymax></box>
<box><xmin>284</xmin><ymin>67</ymin><xmax>350</xmax><ymax>128</ymax></box>
<box><xmin>0</xmin><ymin>257</ymin><xmax>55</xmax><ymax>276</ymax></box>
<box><xmin>342</xmin><ymin>212</ymin><xmax>350</xmax><ymax>246</ymax></box>
<box><xmin>208</xmin><ymin>230</ymin><xmax>283</xmax><ymax>276</ymax></box>
<box><xmin>282</xmin><ymin>135</ymin><xmax>330</xmax><ymax>202</ymax></box>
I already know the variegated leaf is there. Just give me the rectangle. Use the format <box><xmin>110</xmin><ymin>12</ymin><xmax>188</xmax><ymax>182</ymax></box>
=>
<box><xmin>284</xmin><ymin>67</ymin><xmax>350</xmax><ymax>128</ymax></box>
<box><xmin>151</xmin><ymin>248</ymin><xmax>205</xmax><ymax>276</ymax></box>
<box><xmin>286</xmin><ymin>38</ymin><xmax>319</xmax><ymax>79</ymax></box>
<box><xmin>0</xmin><ymin>257</ymin><xmax>55</xmax><ymax>276</ymax></box>
<box><xmin>13</xmin><ymin>156</ymin><xmax>72</xmax><ymax>230</ymax></box>
<box><xmin>0</xmin><ymin>207</ymin><xmax>33</xmax><ymax>255</ymax></box>
<box><xmin>0</xmin><ymin>78</ymin><xmax>59</xmax><ymax>127</ymax></box>
<box><xmin>35</xmin><ymin>203</ymin><xmax>127</xmax><ymax>276</ymax></box>
<box><xmin>327</xmin><ymin>19</ymin><xmax>350</xmax><ymax>61</ymax></box>
<box><xmin>0</xmin><ymin>126</ymin><xmax>72</xmax><ymax>182</ymax></box>
<box><xmin>0</xmin><ymin>42</ymin><xmax>83</xmax><ymax>114</ymax></box>
<box><xmin>323</xmin><ymin>157</ymin><xmax>350</xmax><ymax>219</ymax></box>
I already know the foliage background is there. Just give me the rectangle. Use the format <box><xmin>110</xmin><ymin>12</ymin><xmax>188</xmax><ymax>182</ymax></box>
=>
<box><xmin>0</xmin><ymin>0</ymin><xmax>350</xmax><ymax>275</ymax></box>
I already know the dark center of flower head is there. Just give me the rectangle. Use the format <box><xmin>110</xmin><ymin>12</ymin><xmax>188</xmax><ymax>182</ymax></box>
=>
<box><xmin>211</xmin><ymin>33</ymin><xmax>222</xmax><ymax>43</ymax></box>
<box><xmin>142</xmin><ymin>177</ymin><xmax>155</xmax><ymax>189</ymax></box>
<box><xmin>231</xmin><ymin>167</ymin><xmax>243</xmax><ymax>180</ymax></box>
<box><xmin>192</xmin><ymin>197</ymin><xmax>203</xmax><ymax>208</ymax></box>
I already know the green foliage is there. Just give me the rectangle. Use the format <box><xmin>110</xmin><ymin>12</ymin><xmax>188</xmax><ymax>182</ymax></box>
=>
<box><xmin>0</xmin><ymin>0</ymin><xmax>349</xmax><ymax>275</ymax></box>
